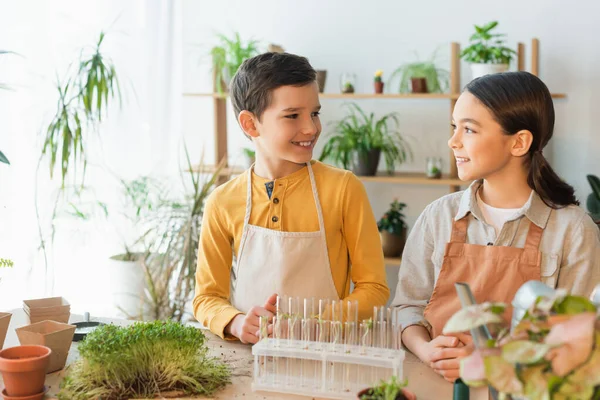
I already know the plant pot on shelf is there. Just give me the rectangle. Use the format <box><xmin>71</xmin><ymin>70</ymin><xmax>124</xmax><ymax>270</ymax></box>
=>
<box><xmin>0</xmin><ymin>345</ymin><xmax>51</xmax><ymax>397</ymax></box>
<box><xmin>23</xmin><ymin>297</ymin><xmax>70</xmax><ymax>324</ymax></box>
<box><xmin>410</xmin><ymin>77</ymin><xmax>428</xmax><ymax>93</ymax></box>
<box><xmin>374</xmin><ymin>81</ymin><xmax>384</xmax><ymax>94</ymax></box>
<box><xmin>0</xmin><ymin>313</ymin><xmax>12</xmax><ymax>349</ymax></box>
<box><xmin>380</xmin><ymin>230</ymin><xmax>406</xmax><ymax>258</ymax></box>
<box><xmin>357</xmin><ymin>387</ymin><xmax>414</xmax><ymax>400</ymax></box>
<box><xmin>469</xmin><ymin>63</ymin><xmax>509</xmax><ymax>80</ymax></box>
<box><xmin>353</xmin><ymin>149</ymin><xmax>381</xmax><ymax>176</ymax></box>
<box><xmin>316</xmin><ymin>70</ymin><xmax>327</xmax><ymax>93</ymax></box>
<box><xmin>16</xmin><ymin>320</ymin><xmax>76</xmax><ymax>373</ymax></box>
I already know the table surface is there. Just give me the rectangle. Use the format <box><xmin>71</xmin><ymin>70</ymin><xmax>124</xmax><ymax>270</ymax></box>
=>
<box><xmin>1</xmin><ymin>309</ymin><xmax>489</xmax><ymax>400</ymax></box>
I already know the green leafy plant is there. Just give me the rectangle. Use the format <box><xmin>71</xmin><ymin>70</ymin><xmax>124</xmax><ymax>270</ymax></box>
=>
<box><xmin>377</xmin><ymin>200</ymin><xmax>407</xmax><ymax>236</ymax></box>
<box><xmin>136</xmin><ymin>151</ymin><xmax>226</xmax><ymax>321</ymax></box>
<box><xmin>445</xmin><ymin>290</ymin><xmax>600</xmax><ymax>399</ymax></box>
<box><xmin>319</xmin><ymin>103</ymin><xmax>412</xmax><ymax>174</ymax></box>
<box><xmin>42</xmin><ymin>31</ymin><xmax>122</xmax><ymax>187</ymax></box>
<box><xmin>0</xmin><ymin>259</ymin><xmax>13</xmax><ymax>268</ymax></box>
<box><xmin>389</xmin><ymin>51</ymin><xmax>449</xmax><ymax>94</ymax></box>
<box><xmin>242</xmin><ymin>147</ymin><xmax>255</xmax><ymax>159</ymax></box>
<box><xmin>586</xmin><ymin>174</ymin><xmax>600</xmax><ymax>222</ymax></box>
<box><xmin>461</xmin><ymin>21</ymin><xmax>516</xmax><ymax>64</ymax></box>
<box><xmin>211</xmin><ymin>32</ymin><xmax>260</xmax><ymax>93</ymax></box>
<box><xmin>58</xmin><ymin>320</ymin><xmax>230</xmax><ymax>399</ymax></box>
<box><xmin>359</xmin><ymin>376</ymin><xmax>412</xmax><ymax>400</ymax></box>
<box><xmin>0</xmin><ymin>151</ymin><xmax>8</xmax><ymax>165</ymax></box>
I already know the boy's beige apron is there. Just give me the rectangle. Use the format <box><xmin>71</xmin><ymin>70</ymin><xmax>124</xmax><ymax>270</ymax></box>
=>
<box><xmin>230</xmin><ymin>162</ymin><xmax>339</xmax><ymax>312</ymax></box>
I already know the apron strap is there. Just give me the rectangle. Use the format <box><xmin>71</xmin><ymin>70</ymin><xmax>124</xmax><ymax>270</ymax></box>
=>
<box><xmin>450</xmin><ymin>217</ymin><xmax>469</xmax><ymax>243</ymax></box>
<box><xmin>307</xmin><ymin>162</ymin><xmax>326</xmax><ymax>234</ymax></box>
<box><xmin>244</xmin><ymin>167</ymin><xmax>253</xmax><ymax>227</ymax></box>
<box><xmin>524</xmin><ymin>220</ymin><xmax>544</xmax><ymax>250</ymax></box>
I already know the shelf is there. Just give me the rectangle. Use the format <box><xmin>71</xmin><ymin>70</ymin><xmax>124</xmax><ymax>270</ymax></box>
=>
<box><xmin>358</xmin><ymin>172</ymin><xmax>467</xmax><ymax>186</ymax></box>
<box><xmin>384</xmin><ymin>257</ymin><xmax>401</xmax><ymax>265</ymax></box>
<box><xmin>190</xmin><ymin>165</ymin><xmax>246</xmax><ymax>175</ymax></box>
<box><xmin>183</xmin><ymin>92</ymin><xmax>566</xmax><ymax>99</ymax></box>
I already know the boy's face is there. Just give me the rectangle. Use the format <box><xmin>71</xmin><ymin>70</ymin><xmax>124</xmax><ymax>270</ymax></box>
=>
<box><xmin>253</xmin><ymin>82</ymin><xmax>321</xmax><ymax>165</ymax></box>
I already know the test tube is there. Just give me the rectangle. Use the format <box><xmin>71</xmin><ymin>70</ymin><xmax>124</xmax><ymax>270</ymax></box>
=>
<box><xmin>286</xmin><ymin>297</ymin><xmax>300</xmax><ymax>386</ymax></box>
<box><xmin>359</xmin><ymin>319</ymin><xmax>372</xmax><ymax>354</ymax></box>
<box><xmin>272</xmin><ymin>315</ymin><xmax>283</xmax><ymax>385</ymax></box>
<box><xmin>301</xmin><ymin>297</ymin><xmax>315</xmax><ymax>388</ymax></box>
<box><xmin>258</xmin><ymin>315</ymin><xmax>269</xmax><ymax>383</ymax></box>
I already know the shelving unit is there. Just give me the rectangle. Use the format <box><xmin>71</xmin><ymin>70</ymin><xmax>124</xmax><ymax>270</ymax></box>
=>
<box><xmin>185</xmin><ymin>38</ymin><xmax>565</xmax><ymax>266</ymax></box>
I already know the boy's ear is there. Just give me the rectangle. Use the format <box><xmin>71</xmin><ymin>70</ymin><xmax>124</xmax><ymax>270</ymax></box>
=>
<box><xmin>511</xmin><ymin>129</ymin><xmax>534</xmax><ymax>157</ymax></box>
<box><xmin>238</xmin><ymin>110</ymin><xmax>260</xmax><ymax>139</ymax></box>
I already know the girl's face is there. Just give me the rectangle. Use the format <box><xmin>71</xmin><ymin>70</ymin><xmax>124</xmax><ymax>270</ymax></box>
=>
<box><xmin>449</xmin><ymin>91</ymin><xmax>518</xmax><ymax>182</ymax></box>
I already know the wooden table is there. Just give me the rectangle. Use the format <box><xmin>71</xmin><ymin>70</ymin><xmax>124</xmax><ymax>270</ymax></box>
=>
<box><xmin>1</xmin><ymin>310</ymin><xmax>488</xmax><ymax>399</ymax></box>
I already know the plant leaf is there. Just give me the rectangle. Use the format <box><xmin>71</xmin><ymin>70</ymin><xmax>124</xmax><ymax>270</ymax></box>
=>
<box><xmin>443</xmin><ymin>302</ymin><xmax>506</xmax><ymax>335</ymax></box>
<box><xmin>484</xmin><ymin>355</ymin><xmax>523</xmax><ymax>395</ymax></box>
<box><xmin>520</xmin><ymin>365</ymin><xmax>551</xmax><ymax>400</ymax></box>
<box><xmin>0</xmin><ymin>151</ymin><xmax>9</xmax><ymax>165</ymax></box>
<box><xmin>502</xmin><ymin>340</ymin><xmax>551</xmax><ymax>364</ymax></box>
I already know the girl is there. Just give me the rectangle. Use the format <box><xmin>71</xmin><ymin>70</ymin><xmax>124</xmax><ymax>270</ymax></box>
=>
<box><xmin>393</xmin><ymin>71</ymin><xmax>600</xmax><ymax>383</ymax></box>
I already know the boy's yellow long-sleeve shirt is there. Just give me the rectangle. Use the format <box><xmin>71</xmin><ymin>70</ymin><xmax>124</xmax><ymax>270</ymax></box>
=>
<box><xmin>193</xmin><ymin>161</ymin><xmax>390</xmax><ymax>339</ymax></box>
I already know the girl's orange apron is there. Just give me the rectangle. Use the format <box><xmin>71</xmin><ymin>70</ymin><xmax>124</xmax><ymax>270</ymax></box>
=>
<box><xmin>423</xmin><ymin>216</ymin><xmax>543</xmax><ymax>338</ymax></box>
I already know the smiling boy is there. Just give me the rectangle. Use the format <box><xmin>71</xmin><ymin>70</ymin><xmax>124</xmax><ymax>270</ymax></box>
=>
<box><xmin>193</xmin><ymin>52</ymin><xmax>389</xmax><ymax>343</ymax></box>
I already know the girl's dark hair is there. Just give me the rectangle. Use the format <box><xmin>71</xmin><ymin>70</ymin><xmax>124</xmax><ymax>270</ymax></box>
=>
<box><xmin>465</xmin><ymin>71</ymin><xmax>578</xmax><ymax>208</ymax></box>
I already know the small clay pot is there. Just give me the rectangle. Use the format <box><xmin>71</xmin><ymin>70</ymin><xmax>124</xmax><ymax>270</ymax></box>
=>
<box><xmin>1</xmin><ymin>386</ymin><xmax>48</xmax><ymax>400</ymax></box>
<box><xmin>380</xmin><ymin>230</ymin><xmax>407</xmax><ymax>258</ymax></box>
<box><xmin>374</xmin><ymin>81</ymin><xmax>384</xmax><ymax>94</ymax></box>
<box><xmin>410</xmin><ymin>77</ymin><xmax>428</xmax><ymax>93</ymax></box>
<box><xmin>0</xmin><ymin>345</ymin><xmax>51</xmax><ymax>397</ymax></box>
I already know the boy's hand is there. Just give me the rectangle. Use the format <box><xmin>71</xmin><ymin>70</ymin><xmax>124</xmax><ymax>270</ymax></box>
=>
<box><xmin>428</xmin><ymin>333</ymin><xmax>474</xmax><ymax>383</ymax></box>
<box><xmin>226</xmin><ymin>293</ymin><xmax>278</xmax><ymax>344</ymax></box>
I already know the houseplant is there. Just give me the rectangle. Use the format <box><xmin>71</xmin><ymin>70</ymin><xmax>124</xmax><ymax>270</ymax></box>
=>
<box><xmin>377</xmin><ymin>200</ymin><xmax>408</xmax><ymax>257</ymax></box>
<box><xmin>358</xmin><ymin>376</ymin><xmax>416</xmax><ymax>400</ymax></box>
<box><xmin>134</xmin><ymin>151</ymin><xmax>225</xmax><ymax>321</ymax></box>
<box><xmin>319</xmin><ymin>103</ymin><xmax>412</xmax><ymax>176</ymax></box>
<box><xmin>58</xmin><ymin>320</ymin><xmax>230</xmax><ymax>399</ymax></box>
<box><xmin>586</xmin><ymin>174</ymin><xmax>600</xmax><ymax>224</ymax></box>
<box><xmin>389</xmin><ymin>52</ymin><xmax>449</xmax><ymax>94</ymax></box>
<box><xmin>374</xmin><ymin>70</ymin><xmax>384</xmax><ymax>94</ymax></box>
<box><xmin>242</xmin><ymin>147</ymin><xmax>255</xmax><ymax>168</ymax></box>
<box><xmin>444</xmin><ymin>289</ymin><xmax>600</xmax><ymax>399</ymax></box>
<box><xmin>461</xmin><ymin>21</ymin><xmax>516</xmax><ymax>79</ymax></box>
<box><xmin>211</xmin><ymin>32</ymin><xmax>260</xmax><ymax>93</ymax></box>
<box><xmin>42</xmin><ymin>31</ymin><xmax>121</xmax><ymax>188</ymax></box>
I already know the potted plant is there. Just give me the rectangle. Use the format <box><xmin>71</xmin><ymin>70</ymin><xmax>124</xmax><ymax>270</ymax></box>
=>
<box><xmin>0</xmin><ymin>345</ymin><xmax>51</xmax><ymax>397</ymax></box>
<box><xmin>444</xmin><ymin>287</ymin><xmax>600</xmax><ymax>399</ymax></box>
<box><xmin>377</xmin><ymin>200</ymin><xmax>408</xmax><ymax>258</ymax></box>
<box><xmin>242</xmin><ymin>147</ymin><xmax>255</xmax><ymax>168</ymax></box>
<box><xmin>358</xmin><ymin>376</ymin><xmax>416</xmax><ymax>400</ymax></box>
<box><xmin>374</xmin><ymin>70</ymin><xmax>384</xmax><ymax>94</ymax></box>
<box><xmin>426</xmin><ymin>157</ymin><xmax>442</xmax><ymax>179</ymax></box>
<box><xmin>461</xmin><ymin>21</ymin><xmax>516</xmax><ymax>79</ymax></box>
<box><xmin>319</xmin><ymin>103</ymin><xmax>412</xmax><ymax>176</ymax></box>
<box><xmin>340</xmin><ymin>72</ymin><xmax>356</xmax><ymax>94</ymax></box>
<box><xmin>586</xmin><ymin>174</ymin><xmax>600</xmax><ymax>226</ymax></box>
<box><xmin>389</xmin><ymin>51</ymin><xmax>449</xmax><ymax>94</ymax></box>
<box><xmin>58</xmin><ymin>321</ymin><xmax>230</xmax><ymax>398</ymax></box>
<box><xmin>211</xmin><ymin>32</ymin><xmax>260</xmax><ymax>93</ymax></box>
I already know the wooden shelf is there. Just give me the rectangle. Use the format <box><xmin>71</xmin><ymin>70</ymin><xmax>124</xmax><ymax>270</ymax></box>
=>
<box><xmin>358</xmin><ymin>172</ymin><xmax>467</xmax><ymax>186</ymax></box>
<box><xmin>183</xmin><ymin>92</ymin><xmax>566</xmax><ymax>99</ymax></box>
<box><xmin>385</xmin><ymin>257</ymin><xmax>402</xmax><ymax>265</ymax></box>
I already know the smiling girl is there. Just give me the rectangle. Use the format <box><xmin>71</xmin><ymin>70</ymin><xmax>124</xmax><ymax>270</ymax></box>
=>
<box><xmin>392</xmin><ymin>71</ymin><xmax>600</xmax><ymax>383</ymax></box>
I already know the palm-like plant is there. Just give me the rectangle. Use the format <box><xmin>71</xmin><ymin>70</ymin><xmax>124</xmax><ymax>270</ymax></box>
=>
<box><xmin>461</xmin><ymin>21</ymin><xmax>516</xmax><ymax>64</ymax></box>
<box><xmin>319</xmin><ymin>103</ymin><xmax>412</xmax><ymax>174</ymax></box>
<box><xmin>389</xmin><ymin>51</ymin><xmax>449</xmax><ymax>93</ymax></box>
<box><xmin>210</xmin><ymin>32</ymin><xmax>260</xmax><ymax>93</ymax></box>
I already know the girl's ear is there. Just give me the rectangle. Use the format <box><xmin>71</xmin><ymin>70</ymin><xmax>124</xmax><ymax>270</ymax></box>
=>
<box><xmin>238</xmin><ymin>111</ymin><xmax>260</xmax><ymax>139</ymax></box>
<box><xmin>511</xmin><ymin>129</ymin><xmax>534</xmax><ymax>157</ymax></box>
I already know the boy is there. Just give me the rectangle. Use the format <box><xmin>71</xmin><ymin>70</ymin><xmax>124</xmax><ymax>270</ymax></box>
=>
<box><xmin>193</xmin><ymin>52</ymin><xmax>389</xmax><ymax>343</ymax></box>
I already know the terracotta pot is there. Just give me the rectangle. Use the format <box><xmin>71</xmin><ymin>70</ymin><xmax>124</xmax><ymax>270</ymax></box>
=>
<box><xmin>0</xmin><ymin>345</ymin><xmax>51</xmax><ymax>397</ymax></box>
<box><xmin>316</xmin><ymin>70</ymin><xmax>327</xmax><ymax>93</ymax></box>
<box><xmin>380</xmin><ymin>230</ymin><xmax>406</xmax><ymax>258</ymax></box>
<box><xmin>0</xmin><ymin>313</ymin><xmax>12</xmax><ymax>349</ymax></box>
<box><xmin>357</xmin><ymin>387</ymin><xmax>415</xmax><ymax>400</ymax></box>
<box><xmin>1</xmin><ymin>386</ymin><xmax>48</xmax><ymax>400</ymax></box>
<box><xmin>410</xmin><ymin>77</ymin><xmax>428</xmax><ymax>93</ymax></box>
<box><xmin>374</xmin><ymin>81</ymin><xmax>384</xmax><ymax>94</ymax></box>
<box><xmin>353</xmin><ymin>149</ymin><xmax>381</xmax><ymax>176</ymax></box>
<box><xmin>23</xmin><ymin>297</ymin><xmax>70</xmax><ymax>324</ymax></box>
<box><xmin>16</xmin><ymin>320</ymin><xmax>76</xmax><ymax>373</ymax></box>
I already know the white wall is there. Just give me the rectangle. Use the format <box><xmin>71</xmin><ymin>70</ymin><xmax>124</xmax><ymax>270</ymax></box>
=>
<box><xmin>182</xmin><ymin>0</ymin><xmax>600</xmax><ymax>299</ymax></box>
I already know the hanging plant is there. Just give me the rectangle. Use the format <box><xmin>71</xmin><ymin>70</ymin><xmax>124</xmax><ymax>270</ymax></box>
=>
<box><xmin>42</xmin><ymin>32</ymin><xmax>121</xmax><ymax>187</ymax></box>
